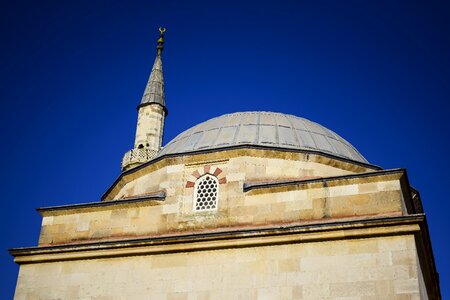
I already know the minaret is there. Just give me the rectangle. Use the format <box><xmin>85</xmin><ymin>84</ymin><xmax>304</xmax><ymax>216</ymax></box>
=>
<box><xmin>122</xmin><ymin>28</ymin><xmax>168</xmax><ymax>171</ymax></box>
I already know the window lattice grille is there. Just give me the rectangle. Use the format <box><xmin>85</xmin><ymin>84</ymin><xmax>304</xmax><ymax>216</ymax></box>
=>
<box><xmin>194</xmin><ymin>175</ymin><xmax>218</xmax><ymax>211</ymax></box>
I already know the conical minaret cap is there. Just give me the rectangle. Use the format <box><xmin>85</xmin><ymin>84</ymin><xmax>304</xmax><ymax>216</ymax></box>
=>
<box><xmin>140</xmin><ymin>28</ymin><xmax>167</xmax><ymax>113</ymax></box>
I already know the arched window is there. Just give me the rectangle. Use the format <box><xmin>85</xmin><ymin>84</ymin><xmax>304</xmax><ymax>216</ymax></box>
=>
<box><xmin>194</xmin><ymin>174</ymin><xmax>219</xmax><ymax>211</ymax></box>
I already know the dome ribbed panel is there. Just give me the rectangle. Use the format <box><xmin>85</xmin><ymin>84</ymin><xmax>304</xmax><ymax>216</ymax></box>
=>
<box><xmin>158</xmin><ymin>112</ymin><xmax>367</xmax><ymax>163</ymax></box>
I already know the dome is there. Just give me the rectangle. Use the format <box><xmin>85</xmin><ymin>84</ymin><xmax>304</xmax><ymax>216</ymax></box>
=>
<box><xmin>158</xmin><ymin>111</ymin><xmax>368</xmax><ymax>163</ymax></box>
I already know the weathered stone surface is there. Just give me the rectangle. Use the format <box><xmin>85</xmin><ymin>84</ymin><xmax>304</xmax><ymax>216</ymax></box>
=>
<box><xmin>37</xmin><ymin>152</ymin><xmax>405</xmax><ymax>246</ymax></box>
<box><xmin>14</xmin><ymin>236</ymin><xmax>423</xmax><ymax>299</ymax></box>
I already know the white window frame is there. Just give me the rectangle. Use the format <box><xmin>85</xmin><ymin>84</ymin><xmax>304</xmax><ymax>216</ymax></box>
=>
<box><xmin>193</xmin><ymin>174</ymin><xmax>219</xmax><ymax>212</ymax></box>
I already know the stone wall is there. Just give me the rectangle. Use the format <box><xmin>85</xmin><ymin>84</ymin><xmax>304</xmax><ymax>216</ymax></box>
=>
<box><xmin>113</xmin><ymin>153</ymin><xmax>367</xmax><ymax>201</ymax></box>
<box><xmin>37</xmin><ymin>163</ymin><xmax>403</xmax><ymax>246</ymax></box>
<box><xmin>16</xmin><ymin>235</ymin><xmax>423</xmax><ymax>299</ymax></box>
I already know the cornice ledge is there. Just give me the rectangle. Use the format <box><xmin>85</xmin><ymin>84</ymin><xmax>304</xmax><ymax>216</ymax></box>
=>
<box><xmin>243</xmin><ymin>168</ymin><xmax>405</xmax><ymax>193</ymax></box>
<box><xmin>10</xmin><ymin>214</ymin><xmax>423</xmax><ymax>264</ymax></box>
<box><xmin>37</xmin><ymin>192</ymin><xmax>166</xmax><ymax>216</ymax></box>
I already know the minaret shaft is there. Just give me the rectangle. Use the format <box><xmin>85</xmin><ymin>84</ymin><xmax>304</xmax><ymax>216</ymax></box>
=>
<box><xmin>134</xmin><ymin>104</ymin><xmax>165</xmax><ymax>151</ymax></box>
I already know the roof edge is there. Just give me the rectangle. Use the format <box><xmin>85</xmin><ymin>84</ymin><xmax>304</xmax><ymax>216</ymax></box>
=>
<box><xmin>38</xmin><ymin>192</ymin><xmax>166</xmax><ymax>215</ymax></box>
<box><xmin>243</xmin><ymin>168</ymin><xmax>405</xmax><ymax>192</ymax></box>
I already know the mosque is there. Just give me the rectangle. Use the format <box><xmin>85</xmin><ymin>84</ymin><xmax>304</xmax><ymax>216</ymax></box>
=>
<box><xmin>10</xmin><ymin>29</ymin><xmax>440</xmax><ymax>299</ymax></box>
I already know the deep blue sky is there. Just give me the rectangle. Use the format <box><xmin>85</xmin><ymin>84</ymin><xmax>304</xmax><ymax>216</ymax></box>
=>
<box><xmin>1</xmin><ymin>0</ymin><xmax>449</xmax><ymax>297</ymax></box>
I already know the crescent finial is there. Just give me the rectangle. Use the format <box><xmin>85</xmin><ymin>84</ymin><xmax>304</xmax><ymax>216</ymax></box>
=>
<box><xmin>156</xmin><ymin>27</ymin><xmax>166</xmax><ymax>56</ymax></box>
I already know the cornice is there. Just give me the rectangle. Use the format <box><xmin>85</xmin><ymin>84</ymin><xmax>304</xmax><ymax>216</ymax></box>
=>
<box><xmin>10</xmin><ymin>215</ymin><xmax>423</xmax><ymax>263</ymax></box>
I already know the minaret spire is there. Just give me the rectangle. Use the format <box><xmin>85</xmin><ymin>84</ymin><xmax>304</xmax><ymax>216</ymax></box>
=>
<box><xmin>140</xmin><ymin>27</ymin><xmax>167</xmax><ymax>113</ymax></box>
<box><xmin>122</xmin><ymin>28</ymin><xmax>168</xmax><ymax>171</ymax></box>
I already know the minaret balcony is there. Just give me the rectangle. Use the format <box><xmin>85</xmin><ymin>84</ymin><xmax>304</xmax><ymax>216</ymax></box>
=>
<box><xmin>121</xmin><ymin>148</ymin><xmax>157</xmax><ymax>171</ymax></box>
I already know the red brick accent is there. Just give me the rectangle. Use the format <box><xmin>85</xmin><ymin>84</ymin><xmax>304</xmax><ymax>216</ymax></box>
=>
<box><xmin>219</xmin><ymin>177</ymin><xmax>227</xmax><ymax>184</ymax></box>
<box><xmin>185</xmin><ymin>181</ymin><xmax>194</xmax><ymax>188</ymax></box>
<box><xmin>204</xmin><ymin>165</ymin><xmax>211</xmax><ymax>174</ymax></box>
<box><xmin>192</xmin><ymin>170</ymin><xmax>201</xmax><ymax>179</ymax></box>
<box><xmin>213</xmin><ymin>168</ymin><xmax>222</xmax><ymax>176</ymax></box>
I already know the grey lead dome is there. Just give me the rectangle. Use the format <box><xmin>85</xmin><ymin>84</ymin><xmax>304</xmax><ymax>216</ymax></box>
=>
<box><xmin>158</xmin><ymin>111</ymin><xmax>367</xmax><ymax>163</ymax></box>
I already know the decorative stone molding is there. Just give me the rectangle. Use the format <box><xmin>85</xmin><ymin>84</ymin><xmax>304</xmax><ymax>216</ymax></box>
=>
<box><xmin>186</xmin><ymin>165</ymin><xmax>227</xmax><ymax>188</ymax></box>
